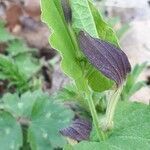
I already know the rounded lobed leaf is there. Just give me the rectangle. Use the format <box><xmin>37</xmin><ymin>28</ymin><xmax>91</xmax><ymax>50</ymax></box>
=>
<box><xmin>1</xmin><ymin>90</ymin><xmax>74</xmax><ymax>150</ymax></box>
<box><xmin>28</xmin><ymin>94</ymin><xmax>74</xmax><ymax>150</ymax></box>
<box><xmin>0</xmin><ymin>111</ymin><xmax>23</xmax><ymax>150</ymax></box>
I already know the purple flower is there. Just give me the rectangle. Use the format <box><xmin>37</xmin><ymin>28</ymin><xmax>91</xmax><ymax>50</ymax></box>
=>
<box><xmin>78</xmin><ymin>31</ymin><xmax>131</xmax><ymax>86</ymax></box>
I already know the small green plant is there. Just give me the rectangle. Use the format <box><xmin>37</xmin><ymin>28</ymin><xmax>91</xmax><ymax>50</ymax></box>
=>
<box><xmin>41</xmin><ymin>0</ymin><xmax>150</xmax><ymax>149</ymax></box>
<box><xmin>121</xmin><ymin>62</ymin><xmax>148</xmax><ymax>101</ymax></box>
<box><xmin>0</xmin><ymin>0</ymin><xmax>149</xmax><ymax>150</ymax></box>
<box><xmin>0</xmin><ymin>90</ymin><xmax>73</xmax><ymax>150</ymax></box>
<box><xmin>0</xmin><ymin>21</ymin><xmax>42</xmax><ymax>93</ymax></box>
<box><xmin>108</xmin><ymin>16</ymin><xmax>130</xmax><ymax>39</ymax></box>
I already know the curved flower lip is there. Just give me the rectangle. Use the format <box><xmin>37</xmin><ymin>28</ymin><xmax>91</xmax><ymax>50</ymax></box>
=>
<box><xmin>60</xmin><ymin>118</ymin><xmax>92</xmax><ymax>142</ymax></box>
<box><xmin>78</xmin><ymin>31</ymin><xmax>131</xmax><ymax>86</ymax></box>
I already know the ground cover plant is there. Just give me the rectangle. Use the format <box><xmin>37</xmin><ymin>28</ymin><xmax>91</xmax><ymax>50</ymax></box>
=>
<box><xmin>0</xmin><ymin>0</ymin><xmax>149</xmax><ymax>150</ymax></box>
<box><xmin>0</xmin><ymin>21</ymin><xmax>42</xmax><ymax>93</ymax></box>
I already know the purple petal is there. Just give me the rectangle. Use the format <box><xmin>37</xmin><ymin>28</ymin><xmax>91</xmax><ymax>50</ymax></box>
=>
<box><xmin>78</xmin><ymin>31</ymin><xmax>131</xmax><ymax>85</ymax></box>
<box><xmin>60</xmin><ymin>118</ymin><xmax>92</xmax><ymax>141</ymax></box>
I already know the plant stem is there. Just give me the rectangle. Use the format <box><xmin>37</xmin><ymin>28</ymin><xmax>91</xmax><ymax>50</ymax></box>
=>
<box><xmin>86</xmin><ymin>88</ymin><xmax>106</xmax><ymax>141</ymax></box>
<box><xmin>103</xmin><ymin>85</ymin><xmax>123</xmax><ymax>131</ymax></box>
<box><xmin>68</xmin><ymin>23</ymin><xmax>82</xmax><ymax>58</ymax></box>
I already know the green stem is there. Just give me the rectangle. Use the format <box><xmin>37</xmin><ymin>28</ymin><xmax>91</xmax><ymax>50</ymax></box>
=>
<box><xmin>68</xmin><ymin>23</ymin><xmax>82</xmax><ymax>58</ymax></box>
<box><xmin>86</xmin><ymin>87</ymin><xmax>106</xmax><ymax>141</ymax></box>
<box><xmin>66</xmin><ymin>13</ymin><xmax>105</xmax><ymax>141</ymax></box>
<box><xmin>103</xmin><ymin>85</ymin><xmax>123</xmax><ymax>131</ymax></box>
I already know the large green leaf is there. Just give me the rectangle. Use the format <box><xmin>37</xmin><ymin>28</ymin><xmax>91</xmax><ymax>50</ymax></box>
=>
<box><xmin>1</xmin><ymin>90</ymin><xmax>74</xmax><ymax>149</ymax></box>
<box><xmin>71</xmin><ymin>0</ymin><xmax>98</xmax><ymax>38</ymax></box>
<box><xmin>1</xmin><ymin>91</ymin><xmax>42</xmax><ymax>118</ymax></box>
<box><xmin>71</xmin><ymin>0</ymin><xmax>118</xmax><ymax>91</ymax></box>
<box><xmin>41</xmin><ymin>0</ymin><xmax>116</xmax><ymax>92</ymax></box>
<box><xmin>0</xmin><ymin>111</ymin><xmax>23</xmax><ymax>150</ymax></box>
<box><xmin>88</xmin><ymin>1</ymin><xmax>119</xmax><ymax>46</ymax></box>
<box><xmin>41</xmin><ymin>0</ymin><xmax>83</xmax><ymax>80</ymax></box>
<box><xmin>65</xmin><ymin>102</ymin><xmax>150</xmax><ymax>150</ymax></box>
<box><xmin>71</xmin><ymin>0</ymin><xmax>119</xmax><ymax>46</ymax></box>
<box><xmin>28</xmin><ymin>93</ymin><xmax>74</xmax><ymax>150</ymax></box>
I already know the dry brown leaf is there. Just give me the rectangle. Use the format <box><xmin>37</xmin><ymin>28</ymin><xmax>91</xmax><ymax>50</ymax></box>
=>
<box><xmin>6</xmin><ymin>4</ymin><xmax>23</xmax><ymax>30</ymax></box>
<box><xmin>24</xmin><ymin>0</ymin><xmax>40</xmax><ymax>19</ymax></box>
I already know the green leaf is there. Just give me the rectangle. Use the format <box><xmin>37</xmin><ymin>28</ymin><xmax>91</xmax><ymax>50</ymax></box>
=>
<box><xmin>0</xmin><ymin>72</ymin><xmax>7</xmax><ymax>80</ymax></box>
<box><xmin>127</xmin><ymin>81</ymin><xmax>146</xmax><ymax>97</ymax></box>
<box><xmin>14</xmin><ymin>54</ymin><xmax>40</xmax><ymax>79</ymax></box>
<box><xmin>0</xmin><ymin>22</ymin><xmax>41</xmax><ymax>92</ymax></box>
<box><xmin>107</xmin><ymin>17</ymin><xmax>130</xmax><ymax>39</ymax></box>
<box><xmin>71</xmin><ymin>0</ymin><xmax>119</xmax><ymax>46</ymax></box>
<box><xmin>0</xmin><ymin>21</ymin><xmax>14</xmax><ymax>42</ymax></box>
<box><xmin>63</xmin><ymin>144</ymin><xmax>73</xmax><ymax>150</ymax></box>
<box><xmin>71</xmin><ymin>0</ymin><xmax>119</xmax><ymax>91</ymax></box>
<box><xmin>41</xmin><ymin>0</ymin><xmax>83</xmax><ymax>80</ymax></box>
<box><xmin>7</xmin><ymin>40</ymin><xmax>40</xmax><ymax>79</ymax></box>
<box><xmin>28</xmin><ymin>94</ymin><xmax>74</xmax><ymax>149</ymax></box>
<box><xmin>127</xmin><ymin>63</ymin><xmax>147</xmax><ymax>90</ymax></box>
<box><xmin>64</xmin><ymin>141</ymin><xmax>108</xmax><ymax>150</ymax></box>
<box><xmin>6</xmin><ymin>40</ymin><xmax>36</xmax><ymax>56</ymax></box>
<box><xmin>87</xmin><ymin>69</ymin><xmax>113</xmax><ymax>92</ymax></box>
<box><xmin>2</xmin><ymin>90</ymin><xmax>42</xmax><ymax>118</ymax></box>
<box><xmin>88</xmin><ymin>1</ymin><xmax>119</xmax><ymax>46</ymax></box>
<box><xmin>0</xmin><ymin>111</ymin><xmax>23</xmax><ymax>150</ymax></box>
<box><xmin>116</xmin><ymin>23</ymin><xmax>130</xmax><ymax>39</ymax></box>
<box><xmin>121</xmin><ymin>63</ymin><xmax>147</xmax><ymax>100</ymax></box>
<box><xmin>0</xmin><ymin>46</ymin><xmax>40</xmax><ymax>92</ymax></box>
<box><xmin>107</xmin><ymin>17</ymin><xmax>120</xmax><ymax>28</ymax></box>
<box><xmin>71</xmin><ymin>0</ymin><xmax>98</xmax><ymax>37</ymax></box>
<box><xmin>65</xmin><ymin>102</ymin><xmax>150</xmax><ymax>150</ymax></box>
<box><xmin>41</xmin><ymin>0</ymin><xmax>117</xmax><ymax>92</ymax></box>
<box><xmin>1</xmin><ymin>90</ymin><xmax>74</xmax><ymax>149</ymax></box>
<box><xmin>0</xmin><ymin>54</ymin><xmax>29</xmax><ymax>91</ymax></box>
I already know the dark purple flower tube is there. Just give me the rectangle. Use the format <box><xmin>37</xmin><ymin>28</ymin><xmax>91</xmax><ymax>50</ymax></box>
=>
<box><xmin>60</xmin><ymin>118</ymin><xmax>92</xmax><ymax>141</ymax></box>
<box><xmin>78</xmin><ymin>31</ymin><xmax>131</xmax><ymax>86</ymax></box>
